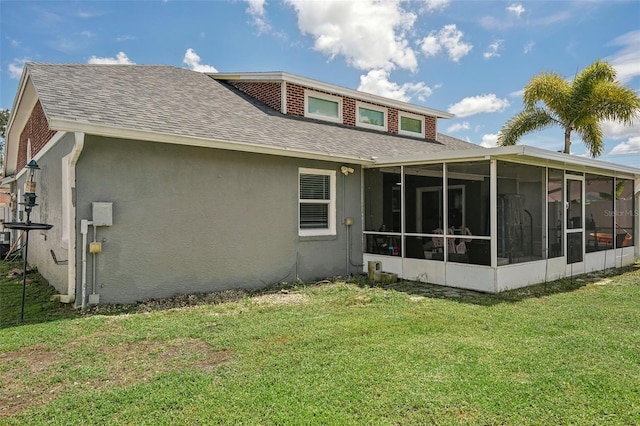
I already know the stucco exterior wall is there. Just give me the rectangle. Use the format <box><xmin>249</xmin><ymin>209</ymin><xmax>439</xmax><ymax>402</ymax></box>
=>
<box><xmin>13</xmin><ymin>132</ymin><xmax>76</xmax><ymax>295</ymax></box>
<box><xmin>74</xmin><ymin>136</ymin><xmax>363</xmax><ymax>304</ymax></box>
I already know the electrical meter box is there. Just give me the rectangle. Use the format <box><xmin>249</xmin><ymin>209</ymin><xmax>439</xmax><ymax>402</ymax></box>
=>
<box><xmin>92</xmin><ymin>202</ymin><xmax>113</xmax><ymax>226</ymax></box>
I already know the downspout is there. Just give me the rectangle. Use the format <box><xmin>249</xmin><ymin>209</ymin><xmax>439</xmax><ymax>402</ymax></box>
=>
<box><xmin>60</xmin><ymin>132</ymin><xmax>84</xmax><ymax>304</ymax></box>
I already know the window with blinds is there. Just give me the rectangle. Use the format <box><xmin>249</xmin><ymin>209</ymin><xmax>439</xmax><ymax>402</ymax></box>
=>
<box><xmin>299</xmin><ymin>168</ymin><xmax>336</xmax><ymax>236</ymax></box>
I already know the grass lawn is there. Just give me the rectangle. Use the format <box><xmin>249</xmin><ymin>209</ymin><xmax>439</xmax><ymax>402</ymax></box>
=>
<box><xmin>1</xmin><ymin>260</ymin><xmax>639</xmax><ymax>425</ymax></box>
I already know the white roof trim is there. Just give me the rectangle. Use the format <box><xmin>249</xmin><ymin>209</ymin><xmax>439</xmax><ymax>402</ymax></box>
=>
<box><xmin>48</xmin><ymin>118</ymin><xmax>375</xmax><ymax>166</ymax></box>
<box><xmin>211</xmin><ymin>71</ymin><xmax>454</xmax><ymax>120</ymax></box>
<box><xmin>373</xmin><ymin>144</ymin><xmax>640</xmax><ymax>177</ymax></box>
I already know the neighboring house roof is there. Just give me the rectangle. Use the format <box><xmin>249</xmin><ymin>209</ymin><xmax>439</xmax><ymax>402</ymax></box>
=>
<box><xmin>20</xmin><ymin>63</ymin><xmax>477</xmax><ymax>165</ymax></box>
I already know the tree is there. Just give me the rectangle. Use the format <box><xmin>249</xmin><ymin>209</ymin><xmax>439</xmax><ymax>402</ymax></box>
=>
<box><xmin>497</xmin><ymin>60</ymin><xmax>640</xmax><ymax>157</ymax></box>
<box><xmin>0</xmin><ymin>108</ymin><xmax>9</xmax><ymax>170</ymax></box>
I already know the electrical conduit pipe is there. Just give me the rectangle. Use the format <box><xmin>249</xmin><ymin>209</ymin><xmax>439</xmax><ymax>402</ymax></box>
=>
<box><xmin>80</xmin><ymin>219</ymin><xmax>92</xmax><ymax>309</ymax></box>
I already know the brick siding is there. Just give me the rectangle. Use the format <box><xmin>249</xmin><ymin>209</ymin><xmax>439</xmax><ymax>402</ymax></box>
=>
<box><xmin>388</xmin><ymin>108</ymin><xmax>399</xmax><ymax>134</ymax></box>
<box><xmin>286</xmin><ymin>83</ymin><xmax>306</xmax><ymax>117</ymax></box>
<box><xmin>17</xmin><ymin>101</ymin><xmax>56</xmax><ymax>170</ymax></box>
<box><xmin>231</xmin><ymin>82</ymin><xmax>282</xmax><ymax>112</ymax></box>
<box><xmin>239</xmin><ymin>81</ymin><xmax>438</xmax><ymax>140</ymax></box>
<box><xmin>343</xmin><ymin>97</ymin><xmax>356</xmax><ymax>126</ymax></box>
<box><xmin>425</xmin><ymin>116</ymin><xmax>437</xmax><ymax>140</ymax></box>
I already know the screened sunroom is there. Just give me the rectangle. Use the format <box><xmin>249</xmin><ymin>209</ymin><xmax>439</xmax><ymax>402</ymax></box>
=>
<box><xmin>362</xmin><ymin>145</ymin><xmax>639</xmax><ymax>292</ymax></box>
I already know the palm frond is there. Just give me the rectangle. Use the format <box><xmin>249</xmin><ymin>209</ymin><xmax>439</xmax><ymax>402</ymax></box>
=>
<box><xmin>497</xmin><ymin>108</ymin><xmax>557</xmax><ymax>146</ymax></box>
<box><xmin>574</xmin><ymin>118</ymin><xmax>604</xmax><ymax>157</ymax></box>
<box><xmin>522</xmin><ymin>72</ymin><xmax>571</xmax><ymax>116</ymax></box>
<box><xmin>590</xmin><ymin>83</ymin><xmax>640</xmax><ymax>124</ymax></box>
<box><xmin>570</xmin><ymin>61</ymin><xmax>639</xmax><ymax>126</ymax></box>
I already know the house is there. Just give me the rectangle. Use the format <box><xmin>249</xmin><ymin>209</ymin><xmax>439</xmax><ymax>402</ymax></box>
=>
<box><xmin>2</xmin><ymin>63</ymin><xmax>638</xmax><ymax>305</ymax></box>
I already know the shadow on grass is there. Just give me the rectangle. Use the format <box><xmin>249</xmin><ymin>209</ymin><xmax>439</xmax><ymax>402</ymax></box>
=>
<box><xmin>0</xmin><ymin>269</ymin><xmax>80</xmax><ymax>329</ymax></box>
<box><xmin>354</xmin><ymin>263</ymin><xmax>640</xmax><ymax>306</ymax></box>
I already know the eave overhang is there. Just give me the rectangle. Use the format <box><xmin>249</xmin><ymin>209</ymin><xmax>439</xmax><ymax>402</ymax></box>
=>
<box><xmin>47</xmin><ymin>118</ymin><xmax>376</xmax><ymax>166</ymax></box>
<box><xmin>372</xmin><ymin>144</ymin><xmax>640</xmax><ymax>179</ymax></box>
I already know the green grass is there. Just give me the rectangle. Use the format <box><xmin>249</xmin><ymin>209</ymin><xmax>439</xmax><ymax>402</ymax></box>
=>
<box><xmin>0</xmin><ymin>260</ymin><xmax>79</xmax><ymax>328</ymax></box>
<box><xmin>1</xmin><ymin>261</ymin><xmax>639</xmax><ymax>425</ymax></box>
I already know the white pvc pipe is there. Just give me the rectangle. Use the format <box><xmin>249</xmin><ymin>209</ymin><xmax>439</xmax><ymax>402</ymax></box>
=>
<box><xmin>80</xmin><ymin>219</ymin><xmax>92</xmax><ymax>309</ymax></box>
<box><xmin>92</xmin><ymin>225</ymin><xmax>97</xmax><ymax>295</ymax></box>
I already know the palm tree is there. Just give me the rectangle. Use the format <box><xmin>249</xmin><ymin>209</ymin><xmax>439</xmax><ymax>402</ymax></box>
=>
<box><xmin>497</xmin><ymin>60</ymin><xmax>640</xmax><ymax>157</ymax></box>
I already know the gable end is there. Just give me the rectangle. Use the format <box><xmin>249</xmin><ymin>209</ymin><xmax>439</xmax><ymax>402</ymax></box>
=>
<box><xmin>18</xmin><ymin>100</ymin><xmax>56</xmax><ymax>170</ymax></box>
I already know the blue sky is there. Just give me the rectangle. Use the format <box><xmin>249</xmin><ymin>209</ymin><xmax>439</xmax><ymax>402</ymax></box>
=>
<box><xmin>1</xmin><ymin>0</ymin><xmax>639</xmax><ymax>166</ymax></box>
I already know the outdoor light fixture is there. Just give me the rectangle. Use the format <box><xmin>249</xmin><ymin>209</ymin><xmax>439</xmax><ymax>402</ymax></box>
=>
<box><xmin>4</xmin><ymin>159</ymin><xmax>53</xmax><ymax>323</ymax></box>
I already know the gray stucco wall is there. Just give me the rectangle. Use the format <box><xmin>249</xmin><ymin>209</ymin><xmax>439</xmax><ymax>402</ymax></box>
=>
<box><xmin>75</xmin><ymin>136</ymin><xmax>363</xmax><ymax>304</ymax></box>
<box><xmin>13</xmin><ymin>133</ymin><xmax>75</xmax><ymax>295</ymax></box>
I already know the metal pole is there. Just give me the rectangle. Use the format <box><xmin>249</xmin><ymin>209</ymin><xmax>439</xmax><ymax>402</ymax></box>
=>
<box><xmin>20</xmin><ymin>230</ymin><xmax>29</xmax><ymax>322</ymax></box>
<box><xmin>20</xmin><ymin>207</ymin><xmax>33</xmax><ymax>323</ymax></box>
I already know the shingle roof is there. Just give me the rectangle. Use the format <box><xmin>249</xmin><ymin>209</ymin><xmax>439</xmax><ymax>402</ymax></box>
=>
<box><xmin>26</xmin><ymin>63</ymin><xmax>479</xmax><ymax>162</ymax></box>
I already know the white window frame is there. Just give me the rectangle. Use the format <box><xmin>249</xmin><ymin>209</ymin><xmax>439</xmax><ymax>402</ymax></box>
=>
<box><xmin>298</xmin><ymin>168</ymin><xmax>336</xmax><ymax>236</ymax></box>
<box><xmin>398</xmin><ymin>111</ymin><xmax>425</xmax><ymax>137</ymax></box>
<box><xmin>356</xmin><ymin>101</ymin><xmax>388</xmax><ymax>131</ymax></box>
<box><xmin>304</xmin><ymin>90</ymin><xmax>342</xmax><ymax>123</ymax></box>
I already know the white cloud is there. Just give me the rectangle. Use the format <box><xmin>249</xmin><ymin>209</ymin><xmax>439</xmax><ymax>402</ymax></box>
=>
<box><xmin>285</xmin><ymin>0</ymin><xmax>418</xmax><ymax>71</ymax></box>
<box><xmin>244</xmin><ymin>0</ymin><xmax>271</xmax><ymax>33</ymax></box>
<box><xmin>606</xmin><ymin>30</ymin><xmax>640</xmax><ymax>84</ymax></box>
<box><xmin>601</xmin><ymin>119</ymin><xmax>640</xmax><ymax>140</ymax></box>
<box><xmin>506</xmin><ymin>3</ymin><xmax>525</xmax><ymax>18</ymax></box>
<box><xmin>183</xmin><ymin>48</ymin><xmax>218</xmax><ymax>73</ymax></box>
<box><xmin>446</xmin><ymin>121</ymin><xmax>470</xmax><ymax>133</ymax></box>
<box><xmin>81</xmin><ymin>30</ymin><xmax>95</xmax><ymax>38</ymax></box>
<box><xmin>483</xmin><ymin>40</ymin><xmax>503</xmax><ymax>59</ymax></box>
<box><xmin>116</xmin><ymin>35</ymin><xmax>135</xmax><ymax>42</ymax></box>
<box><xmin>76</xmin><ymin>10</ymin><xmax>101</xmax><ymax>19</ymax></box>
<box><xmin>419</xmin><ymin>24</ymin><xmax>472</xmax><ymax>62</ymax></box>
<box><xmin>480</xmin><ymin>133</ymin><xmax>498</xmax><ymax>148</ymax></box>
<box><xmin>87</xmin><ymin>51</ymin><xmax>135</xmax><ymax>64</ymax></box>
<box><xmin>523</xmin><ymin>41</ymin><xmax>535</xmax><ymax>54</ymax></box>
<box><xmin>422</xmin><ymin>0</ymin><xmax>450</xmax><ymax>12</ymax></box>
<box><xmin>358</xmin><ymin>69</ymin><xmax>432</xmax><ymax>102</ymax></box>
<box><xmin>448</xmin><ymin>94</ymin><xmax>510</xmax><ymax>117</ymax></box>
<box><xmin>8</xmin><ymin>59</ymin><xmax>27</xmax><ymax>79</ymax></box>
<box><xmin>537</xmin><ymin>10</ymin><xmax>572</xmax><ymax>26</ymax></box>
<box><xmin>610</xmin><ymin>136</ymin><xmax>640</xmax><ymax>155</ymax></box>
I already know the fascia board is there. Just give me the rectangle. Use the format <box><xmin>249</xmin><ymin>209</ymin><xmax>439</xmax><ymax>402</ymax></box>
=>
<box><xmin>373</xmin><ymin>144</ymin><xmax>640</xmax><ymax>177</ymax></box>
<box><xmin>211</xmin><ymin>71</ymin><xmax>453</xmax><ymax>119</ymax></box>
<box><xmin>5</xmin><ymin>66</ymin><xmax>31</xmax><ymax>132</ymax></box>
<box><xmin>4</xmin><ymin>72</ymin><xmax>38</xmax><ymax>176</ymax></box>
<box><xmin>48</xmin><ymin>119</ymin><xmax>376</xmax><ymax>166</ymax></box>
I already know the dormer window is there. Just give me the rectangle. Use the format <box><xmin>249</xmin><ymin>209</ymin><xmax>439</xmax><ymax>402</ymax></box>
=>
<box><xmin>399</xmin><ymin>112</ymin><xmax>424</xmax><ymax>137</ymax></box>
<box><xmin>305</xmin><ymin>90</ymin><xmax>342</xmax><ymax>123</ymax></box>
<box><xmin>356</xmin><ymin>102</ymin><xmax>387</xmax><ymax>131</ymax></box>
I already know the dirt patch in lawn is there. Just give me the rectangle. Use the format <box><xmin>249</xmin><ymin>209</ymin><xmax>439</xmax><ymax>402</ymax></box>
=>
<box><xmin>251</xmin><ymin>291</ymin><xmax>309</xmax><ymax>307</ymax></box>
<box><xmin>0</xmin><ymin>338</ymin><xmax>230</xmax><ymax>417</ymax></box>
